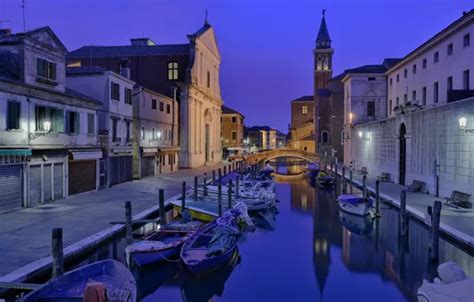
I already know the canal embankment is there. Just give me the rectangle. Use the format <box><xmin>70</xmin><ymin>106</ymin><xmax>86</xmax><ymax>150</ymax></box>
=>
<box><xmin>333</xmin><ymin>166</ymin><xmax>474</xmax><ymax>249</ymax></box>
<box><xmin>0</xmin><ymin>164</ymin><xmax>225</xmax><ymax>284</ymax></box>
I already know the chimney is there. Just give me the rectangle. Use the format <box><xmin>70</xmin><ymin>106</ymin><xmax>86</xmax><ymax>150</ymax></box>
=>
<box><xmin>0</xmin><ymin>29</ymin><xmax>11</xmax><ymax>37</ymax></box>
<box><xmin>119</xmin><ymin>58</ymin><xmax>130</xmax><ymax>79</ymax></box>
<box><xmin>130</xmin><ymin>38</ymin><xmax>156</xmax><ymax>46</ymax></box>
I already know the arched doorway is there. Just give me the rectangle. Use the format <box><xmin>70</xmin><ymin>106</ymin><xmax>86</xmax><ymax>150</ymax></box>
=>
<box><xmin>399</xmin><ymin>123</ymin><xmax>406</xmax><ymax>185</ymax></box>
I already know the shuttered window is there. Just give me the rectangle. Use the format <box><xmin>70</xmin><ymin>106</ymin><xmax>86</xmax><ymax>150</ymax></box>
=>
<box><xmin>67</xmin><ymin>111</ymin><xmax>80</xmax><ymax>134</ymax></box>
<box><xmin>7</xmin><ymin>101</ymin><xmax>20</xmax><ymax>130</ymax></box>
<box><xmin>36</xmin><ymin>58</ymin><xmax>57</xmax><ymax>80</ymax></box>
<box><xmin>111</xmin><ymin>82</ymin><xmax>120</xmax><ymax>100</ymax></box>
<box><xmin>124</xmin><ymin>88</ymin><xmax>132</xmax><ymax>104</ymax></box>
<box><xmin>87</xmin><ymin>113</ymin><xmax>95</xmax><ymax>135</ymax></box>
<box><xmin>36</xmin><ymin>106</ymin><xmax>64</xmax><ymax>132</ymax></box>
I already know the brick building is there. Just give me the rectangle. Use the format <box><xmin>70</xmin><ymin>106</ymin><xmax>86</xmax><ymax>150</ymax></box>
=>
<box><xmin>221</xmin><ymin>105</ymin><xmax>244</xmax><ymax>149</ymax></box>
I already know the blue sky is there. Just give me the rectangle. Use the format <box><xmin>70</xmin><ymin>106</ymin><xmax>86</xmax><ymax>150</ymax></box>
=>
<box><xmin>1</xmin><ymin>0</ymin><xmax>472</xmax><ymax>131</ymax></box>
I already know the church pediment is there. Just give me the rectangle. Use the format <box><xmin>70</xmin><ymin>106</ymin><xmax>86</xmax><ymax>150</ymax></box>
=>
<box><xmin>197</xmin><ymin>27</ymin><xmax>221</xmax><ymax>61</ymax></box>
<box><xmin>25</xmin><ymin>27</ymin><xmax>68</xmax><ymax>53</ymax></box>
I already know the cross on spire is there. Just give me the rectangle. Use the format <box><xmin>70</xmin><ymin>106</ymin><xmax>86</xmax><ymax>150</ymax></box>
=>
<box><xmin>204</xmin><ymin>9</ymin><xmax>209</xmax><ymax>25</ymax></box>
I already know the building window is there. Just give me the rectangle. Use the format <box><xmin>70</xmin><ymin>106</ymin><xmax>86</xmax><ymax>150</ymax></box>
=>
<box><xmin>434</xmin><ymin>82</ymin><xmax>439</xmax><ymax>103</ymax></box>
<box><xmin>412</xmin><ymin>64</ymin><xmax>417</xmax><ymax>74</ymax></box>
<box><xmin>464</xmin><ymin>70</ymin><xmax>470</xmax><ymax>90</ymax></box>
<box><xmin>447</xmin><ymin>43</ymin><xmax>453</xmax><ymax>56</ymax></box>
<box><xmin>152</xmin><ymin>128</ymin><xmax>156</xmax><ymax>140</ymax></box>
<box><xmin>207</xmin><ymin>71</ymin><xmax>211</xmax><ymax>88</ymax></box>
<box><xmin>67</xmin><ymin>111</ymin><xmax>79</xmax><ymax>134</ymax></box>
<box><xmin>126</xmin><ymin>121</ymin><xmax>131</xmax><ymax>142</ymax></box>
<box><xmin>167</xmin><ymin>62</ymin><xmax>178</xmax><ymax>80</ymax></box>
<box><xmin>159</xmin><ymin>101</ymin><xmax>164</xmax><ymax>112</ymax></box>
<box><xmin>447</xmin><ymin>76</ymin><xmax>453</xmax><ymax>91</ymax></box>
<box><xmin>396</xmin><ymin>97</ymin><xmax>399</xmax><ymax>106</ymax></box>
<box><xmin>434</xmin><ymin>51</ymin><xmax>439</xmax><ymax>63</ymax></box>
<box><xmin>36</xmin><ymin>106</ymin><xmax>64</xmax><ymax>132</ymax></box>
<box><xmin>111</xmin><ymin>82</ymin><xmax>120</xmax><ymax>100</ymax></box>
<box><xmin>232</xmin><ymin>116</ymin><xmax>237</xmax><ymax>123</ymax></box>
<box><xmin>389</xmin><ymin>78</ymin><xmax>393</xmax><ymax>86</ymax></box>
<box><xmin>152</xmin><ymin>99</ymin><xmax>157</xmax><ymax>110</ymax></box>
<box><xmin>124</xmin><ymin>88</ymin><xmax>132</xmax><ymax>104</ymax></box>
<box><xmin>404</xmin><ymin>93</ymin><xmax>408</xmax><ymax>103</ymax></box>
<box><xmin>368</xmin><ymin>77</ymin><xmax>376</xmax><ymax>81</ymax></box>
<box><xmin>389</xmin><ymin>100</ymin><xmax>392</xmax><ymax>115</ymax></box>
<box><xmin>231</xmin><ymin>130</ymin><xmax>237</xmax><ymax>140</ymax></box>
<box><xmin>141</xmin><ymin>127</ymin><xmax>145</xmax><ymax>140</ymax></box>
<box><xmin>166</xmin><ymin>104</ymin><xmax>171</xmax><ymax>114</ymax></box>
<box><xmin>422</xmin><ymin>86</ymin><xmax>427</xmax><ymax>106</ymax></box>
<box><xmin>422</xmin><ymin>58</ymin><xmax>427</xmax><ymax>69</ymax></box>
<box><xmin>412</xmin><ymin>90</ymin><xmax>417</xmax><ymax>101</ymax></box>
<box><xmin>396</xmin><ymin>74</ymin><xmax>400</xmax><ymax>82</ymax></box>
<box><xmin>464</xmin><ymin>33</ymin><xmax>470</xmax><ymax>47</ymax></box>
<box><xmin>36</xmin><ymin>58</ymin><xmax>56</xmax><ymax>81</ymax></box>
<box><xmin>367</xmin><ymin>101</ymin><xmax>375</xmax><ymax>117</ymax></box>
<box><xmin>341</xmin><ymin>130</ymin><xmax>344</xmax><ymax>145</ymax></box>
<box><xmin>404</xmin><ymin>69</ymin><xmax>407</xmax><ymax>78</ymax></box>
<box><xmin>7</xmin><ymin>101</ymin><xmax>20</xmax><ymax>130</ymax></box>
<box><xmin>87</xmin><ymin>113</ymin><xmax>95</xmax><ymax>135</ymax></box>
<box><xmin>302</xmin><ymin>105</ymin><xmax>308</xmax><ymax>114</ymax></box>
<box><xmin>321</xmin><ymin>131</ymin><xmax>329</xmax><ymax>144</ymax></box>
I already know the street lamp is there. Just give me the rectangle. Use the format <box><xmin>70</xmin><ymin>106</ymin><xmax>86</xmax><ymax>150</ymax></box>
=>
<box><xmin>459</xmin><ymin>117</ymin><xmax>474</xmax><ymax>133</ymax></box>
<box><xmin>358</xmin><ymin>131</ymin><xmax>363</xmax><ymax>138</ymax></box>
<box><xmin>29</xmin><ymin>121</ymin><xmax>52</xmax><ymax>140</ymax></box>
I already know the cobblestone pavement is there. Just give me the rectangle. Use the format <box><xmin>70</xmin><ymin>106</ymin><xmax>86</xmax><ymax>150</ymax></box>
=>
<box><xmin>0</xmin><ymin>164</ymin><xmax>224</xmax><ymax>277</ymax></box>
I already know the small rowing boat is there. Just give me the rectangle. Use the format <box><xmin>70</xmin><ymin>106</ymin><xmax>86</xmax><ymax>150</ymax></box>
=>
<box><xmin>338</xmin><ymin>194</ymin><xmax>373</xmax><ymax>216</ymax></box>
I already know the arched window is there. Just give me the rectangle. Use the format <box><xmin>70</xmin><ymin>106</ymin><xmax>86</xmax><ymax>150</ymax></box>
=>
<box><xmin>167</xmin><ymin>62</ymin><xmax>178</xmax><ymax>80</ymax></box>
<box><xmin>321</xmin><ymin>130</ymin><xmax>329</xmax><ymax>144</ymax></box>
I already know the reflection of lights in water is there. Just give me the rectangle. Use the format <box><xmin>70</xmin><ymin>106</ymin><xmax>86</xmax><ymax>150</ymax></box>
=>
<box><xmin>301</xmin><ymin>194</ymin><xmax>307</xmax><ymax>210</ymax></box>
<box><xmin>314</xmin><ymin>239</ymin><xmax>328</xmax><ymax>254</ymax></box>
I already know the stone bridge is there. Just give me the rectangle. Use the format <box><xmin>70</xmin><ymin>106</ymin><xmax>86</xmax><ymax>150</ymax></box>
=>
<box><xmin>244</xmin><ymin>148</ymin><xmax>336</xmax><ymax>164</ymax></box>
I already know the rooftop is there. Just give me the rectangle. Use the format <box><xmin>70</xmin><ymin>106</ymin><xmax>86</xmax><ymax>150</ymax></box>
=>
<box><xmin>68</xmin><ymin>44</ymin><xmax>190</xmax><ymax>58</ymax></box>
<box><xmin>291</xmin><ymin>95</ymin><xmax>313</xmax><ymax>102</ymax></box>
<box><xmin>66</xmin><ymin>66</ymin><xmax>107</xmax><ymax>75</ymax></box>
<box><xmin>222</xmin><ymin>105</ymin><xmax>244</xmax><ymax>117</ymax></box>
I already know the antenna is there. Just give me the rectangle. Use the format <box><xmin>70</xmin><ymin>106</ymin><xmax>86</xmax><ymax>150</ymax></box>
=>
<box><xmin>20</xmin><ymin>0</ymin><xmax>26</xmax><ymax>31</ymax></box>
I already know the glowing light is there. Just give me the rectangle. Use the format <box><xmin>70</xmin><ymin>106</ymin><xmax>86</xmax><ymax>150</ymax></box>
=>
<box><xmin>43</xmin><ymin>121</ymin><xmax>51</xmax><ymax>132</ymax></box>
<box><xmin>459</xmin><ymin>117</ymin><xmax>467</xmax><ymax>130</ymax></box>
<box><xmin>358</xmin><ymin>131</ymin><xmax>363</xmax><ymax>138</ymax></box>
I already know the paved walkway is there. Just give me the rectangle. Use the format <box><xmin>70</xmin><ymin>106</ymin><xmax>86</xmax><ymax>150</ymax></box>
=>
<box><xmin>0</xmin><ymin>164</ymin><xmax>224</xmax><ymax>277</ymax></box>
<box><xmin>338</xmin><ymin>168</ymin><xmax>474</xmax><ymax>248</ymax></box>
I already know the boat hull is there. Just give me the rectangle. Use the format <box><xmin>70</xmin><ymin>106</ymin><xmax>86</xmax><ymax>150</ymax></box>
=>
<box><xmin>132</xmin><ymin>245</ymin><xmax>181</xmax><ymax>267</ymax></box>
<box><xmin>338</xmin><ymin>200</ymin><xmax>372</xmax><ymax>216</ymax></box>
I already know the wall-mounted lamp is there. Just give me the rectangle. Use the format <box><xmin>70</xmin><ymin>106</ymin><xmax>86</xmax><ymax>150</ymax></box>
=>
<box><xmin>358</xmin><ymin>131</ymin><xmax>363</xmax><ymax>138</ymax></box>
<box><xmin>29</xmin><ymin>121</ymin><xmax>52</xmax><ymax>140</ymax></box>
<box><xmin>349</xmin><ymin>112</ymin><xmax>354</xmax><ymax>128</ymax></box>
<box><xmin>157</xmin><ymin>131</ymin><xmax>162</xmax><ymax>139</ymax></box>
<box><xmin>459</xmin><ymin>117</ymin><xmax>474</xmax><ymax>133</ymax></box>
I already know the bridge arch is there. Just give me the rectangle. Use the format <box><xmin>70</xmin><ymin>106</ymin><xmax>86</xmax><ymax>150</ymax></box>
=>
<box><xmin>244</xmin><ymin>148</ymin><xmax>336</xmax><ymax>165</ymax></box>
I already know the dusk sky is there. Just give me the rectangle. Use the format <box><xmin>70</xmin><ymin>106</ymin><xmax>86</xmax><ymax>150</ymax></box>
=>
<box><xmin>1</xmin><ymin>0</ymin><xmax>472</xmax><ymax>132</ymax></box>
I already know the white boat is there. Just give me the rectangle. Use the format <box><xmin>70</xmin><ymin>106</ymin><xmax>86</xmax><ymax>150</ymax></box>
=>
<box><xmin>337</xmin><ymin>194</ymin><xmax>373</xmax><ymax>216</ymax></box>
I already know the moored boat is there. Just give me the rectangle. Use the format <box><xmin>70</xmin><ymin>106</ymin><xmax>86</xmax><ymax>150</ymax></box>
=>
<box><xmin>337</xmin><ymin>194</ymin><xmax>373</xmax><ymax>216</ymax></box>
<box><xmin>22</xmin><ymin>260</ymin><xmax>136</xmax><ymax>302</ymax></box>
<box><xmin>316</xmin><ymin>171</ymin><xmax>334</xmax><ymax>187</ymax></box>
<box><xmin>339</xmin><ymin>211</ymin><xmax>373</xmax><ymax>236</ymax></box>
<box><xmin>304</xmin><ymin>162</ymin><xmax>320</xmax><ymax>180</ymax></box>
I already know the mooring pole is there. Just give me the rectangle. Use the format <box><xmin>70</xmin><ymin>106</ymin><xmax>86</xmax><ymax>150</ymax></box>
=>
<box><xmin>125</xmin><ymin>201</ymin><xmax>132</xmax><ymax>244</ymax></box>
<box><xmin>218</xmin><ymin>184</ymin><xmax>223</xmax><ymax>216</ymax></box>
<box><xmin>430</xmin><ymin>201</ymin><xmax>442</xmax><ymax>260</ymax></box>
<box><xmin>52</xmin><ymin>228</ymin><xmax>64</xmax><ymax>278</ymax></box>
<box><xmin>159</xmin><ymin>189</ymin><xmax>166</xmax><ymax>224</ymax></box>
<box><xmin>212</xmin><ymin>170</ymin><xmax>216</xmax><ymax>183</ymax></box>
<box><xmin>181</xmin><ymin>181</ymin><xmax>186</xmax><ymax>212</ymax></box>
<box><xmin>228</xmin><ymin>180</ymin><xmax>233</xmax><ymax>209</ymax></box>
<box><xmin>375</xmin><ymin>180</ymin><xmax>381</xmax><ymax>217</ymax></box>
<box><xmin>235</xmin><ymin>176</ymin><xmax>240</xmax><ymax>199</ymax></box>
<box><xmin>400</xmin><ymin>190</ymin><xmax>408</xmax><ymax>236</ymax></box>
<box><xmin>218</xmin><ymin>168</ymin><xmax>222</xmax><ymax>183</ymax></box>
<box><xmin>342</xmin><ymin>166</ymin><xmax>347</xmax><ymax>194</ymax></box>
<box><xmin>224</xmin><ymin>165</ymin><xmax>227</xmax><ymax>176</ymax></box>
<box><xmin>362</xmin><ymin>174</ymin><xmax>367</xmax><ymax>199</ymax></box>
<box><xmin>349</xmin><ymin>169</ymin><xmax>353</xmax><ymax>195</ymax></box>
<box><xmin>203</xmin><ymin>173</ymin><xmax>208</xmax><ymax>196</ymax></box>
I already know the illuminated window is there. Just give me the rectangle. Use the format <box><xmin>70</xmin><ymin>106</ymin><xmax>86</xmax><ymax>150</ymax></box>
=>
<box><xmin>302</xmin><ymin>105</ymin><xmax>308</xmax><ymax>114</ymax></box>
<box><xmin>167</xmin><ymin>62</ymin><xmax>178</xmax><ymax>80</ymax></box>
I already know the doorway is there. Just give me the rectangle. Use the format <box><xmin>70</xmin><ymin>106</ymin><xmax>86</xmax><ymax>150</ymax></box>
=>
<box><xmin>399</xmin><ymin>123</ymin><xmax>406</xmax><ymax>185</ymax></box>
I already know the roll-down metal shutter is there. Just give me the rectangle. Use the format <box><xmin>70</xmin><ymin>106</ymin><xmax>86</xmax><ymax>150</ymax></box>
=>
<box><xmin>43</xmin><ymin>164</ymin><xmax>52</xmax><ymax>202</ymax></box>
<box><xmin>109</xmin><ymin>157</ymin><xmax>119</xmax><ymax>185</ymax></box>
<box><xmin>29</xmin><ymin>165</ymin><xmax>41</xmax><ymax>206</ymax></box>
<box><xmin>141</xmin><ymin>156</ymin><xmax>155</xmax><ymax>178</ymax></box>
<box><xmin>0</xmin><ymin>165</ymin><xmax>23</xmax><ymax>213</ymax></box>
<box><xmin>54</xmin><ymin>163</ymin><xmax>64</xmax><ymax>199</ymax></box>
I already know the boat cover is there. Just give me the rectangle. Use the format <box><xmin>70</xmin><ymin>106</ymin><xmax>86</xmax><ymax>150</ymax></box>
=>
<box><xmin>437</xmin><ymin>261</ymin><xmax>468</xmax><ymax>284</ymax></box>
<box><xmin>206</xmin><ymin>224</ymin><xmax>240</xmax><ymax>257</ymax></box>
<box><xmin>417</xmin><ymin>278</ymin><xmax>474</xmax><ymax>302</ymax></box>
<box><xmin>338</xmin><ymin>194</ymin><xmax>365</xmax><ymax>205</ymax></box>
<box><xmin>307</xmin><ymin>162</ymin><xmax>320</xmax><ymax>171</ymax></box>
<box><xmin>217</xmin><ymin>172</ymin><xmax>241</xmax><ymax>184</ymax></box>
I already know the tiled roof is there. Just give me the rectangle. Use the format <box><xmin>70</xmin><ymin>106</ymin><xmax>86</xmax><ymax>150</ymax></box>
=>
<box><xmin>68</xmin><ymin>44</ymin><xmax>190</xmax><ymax>58</ymax></box>
<box><xmin>345</xmin><ymin>64</ymin><xmax>387</xmax><ymax>74</ymax></box>
<box><xmin>291</xmin><ymin>95</ymin><xmax>313</xmax><ymax>102</ymax></box>
<box><xmin>222</xmin><ymin>105</ymin><xmax>244</xmax><ymax>117</ymax></box>
<box><xmin>66</xmin><ymin>66</ymin><xmax>107</xmax><ymax>75</ymax></box>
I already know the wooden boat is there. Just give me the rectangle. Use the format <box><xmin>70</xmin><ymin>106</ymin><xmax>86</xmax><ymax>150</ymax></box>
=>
<box><xmin>125</xmin><ymin>221</ymin><xmax>201</xmax><ymax>268</ymax></box>
<box><xmin>180</xmin><ymin>221</ymin><xmax>240</xmax><ymax>275</ymax></box>
<box><xmin>338</xmin><ymin>211</ymin><xmax>373</xmax><ymax>236</ymax></box>
<box><xmin>22</xmin><ymin>259</ymin><xmax>136</xmax><ymax>302</ymax></box>
<box><xmin>338</xmin><ymin>194</ymin><xmax>373</xmax><ymax>216</ymax></box>
<box><xmin>304</xmin><ymin>162</ymin><xmax>320</xmax><ymax>180</ymax></box>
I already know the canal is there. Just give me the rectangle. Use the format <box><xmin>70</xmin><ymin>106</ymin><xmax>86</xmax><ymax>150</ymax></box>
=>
<box><xmin>7</xmin><ymin>159</ymin><xmax>473</xmax><ymax>301</ymax></box>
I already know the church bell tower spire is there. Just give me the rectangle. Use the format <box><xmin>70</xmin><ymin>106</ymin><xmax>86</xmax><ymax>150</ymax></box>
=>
<box><xmin>314</xmin><ymin>9</ymin><xmax>334</xmax><ymax>90</ymax></box>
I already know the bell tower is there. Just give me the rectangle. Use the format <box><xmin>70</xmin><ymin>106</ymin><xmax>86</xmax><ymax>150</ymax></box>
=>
<box><xmin>314</xmin><ymin>10</ymin><xmax>333</xmax><ymax>91</ymax></box>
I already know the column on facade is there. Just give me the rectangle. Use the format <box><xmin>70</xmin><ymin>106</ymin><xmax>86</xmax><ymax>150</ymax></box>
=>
<box><xmin>199</xmin><ymin>101</ymin><xmax>203</xmax><ymax>154</ymax></box>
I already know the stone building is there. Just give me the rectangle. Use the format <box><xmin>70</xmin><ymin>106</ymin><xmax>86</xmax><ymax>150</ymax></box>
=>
<box><xmin>289</xmin><ymin>96</ymin><xmax>316</xmax><ymax>152</ymax></box>
<box><xmin>313</xmin><ymin>12</ymin><xmax>345</xmax><ymax>162</ymax></box>
<box><xmin>67</xmin><ymin>20</ymin><xmax>222</xmax><ymax>168</ymax></box>
<box><xmin>221</xmin><ymin>105</ymin><xmax>244</xmax><ymax>149</ymax></box>
<box><xmin>0</xmin><ymin>27</ymin><xmax>102</xmax><ymax>212</ymax></box>
<box><xmin>245</xmin><ymin>126</ymin><xmax>277</xmax><ymax>152</ymax></box>
<box><xmin>133</xmin><ymin>84</ymin><xmax>179</xmax><ymax>178</ymax></box>
<box><xmin>347</xmin><ymin>10</ymin><xmax>474</xmax><ymax>197</ymax></box>
<box><xmin>66</xmin><ymin>64</ymin><xmax>135</xmax><ymax>187</ymax></box>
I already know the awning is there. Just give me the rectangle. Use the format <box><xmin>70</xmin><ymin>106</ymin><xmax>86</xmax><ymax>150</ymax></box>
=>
<box><xmin>69</xmin><ymin>150</ymin><xmax>103</xmax><ymax>160</ymax></box>
<box><xmin>111</xmin><ymin>146</ymin><xmax>133</xmax><ymax>155</ymax></box>
<box><xmin>0</xmin><ymin>149</ymin><xmax>32</xmax><ymax>156</ymax></box>
<box><xmin>141</xmin><ymin>147</ymin><xmax>158</xmax><ymax>157</ymax></box>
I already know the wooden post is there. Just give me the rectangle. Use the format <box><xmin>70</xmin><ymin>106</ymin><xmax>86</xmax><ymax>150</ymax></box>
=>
<box><xmin>218</xmin><ymin>184</ymin><xmax>223</xmax><ymax>216</ymax></box>
<box><xmin>375</xmin><ymin>180</ymin><xmax>381</xmax><ymax>217</ymax></box>
<box><xmin>334</xmin><ymin>163</ymin><xmax>339</xmax><ymax>194</ymax></box>
<box><xmin>349</xmin><ymin>169</ymin><xmax>353</xmax><ymax>195</ymax></box>
<box><xmin>362</xmin><ymin>174</ymin><xmax>367</xmax><ymax>199</ymax></box>
<box><xmin>52</xmin><ymin>228</ymin><xmax>64</xmax><ymax>278</ymax></box>
<box><xmin>430</xmin><ymin>201</ymin><xmax>442</xmax><ymax>260</ymax></box>
<box><xmin>218</xmin><ymin>168</ymin><xmax>222</xmax><ymax>183</ymax></box>
<box><xmin>181</xmin><ymin>181</ymin><xmax>186</xmax><ymax>212</ymax></box>
<box><xmin>228</xmin><ymin>180</ymin><xmax>233</xmax><ymax>209</ymax></box>
<box><xmin>330</xmin><ymin>163</ymin><xmax>334</xmax><ymax>173</ymax></box>
<box><xmin>194</xmin><ymin>176</ymin><xmax>198</xmax><ymax>201</ymax></box>
<box><xmin>229</xmin><ymin>163</ymin><xmax>232</xmax><ymax>172</ymax></box>
<box><xmin>342</xmin><ymin>166</ymin><xmax>347</xmax><ymax>194</ymax></box>
<box><xmin>212</xmin><ymin>170</ymin><xmax>216</xmax><ymax>183</ymax></box>
<box><xmin>159</xmin><ymin>189</ymin><xmax>166</xmax><ymax>224</ymax></box>
<box><xmin>203</xmin><ymin>173</ymin><xmax>208</xmax><ymax>196</ymax></box>
<box><xmin>125</xmin><ymin>201</ymin><xmax>132</xmax><ymax>244</ymax></box>
<box><xmin>235</xmin><ymin>176</ymin><xmax>240</xmax><ymax>199</ymax></box>
<box><xmin>224</xmin><ymin>165</ymin><xmax>227</xmax><ymax>176</ymax></box>
<box><xmin>400</xmin><ymin>190</ymin><xmax>408</xmax><ymax>236</ymax></box>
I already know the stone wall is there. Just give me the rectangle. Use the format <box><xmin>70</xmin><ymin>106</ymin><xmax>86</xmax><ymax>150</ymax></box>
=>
<box><xmin>347</xmin><ymin>97</ymin><xmax>474</xmax><ymax>197</ymax></box>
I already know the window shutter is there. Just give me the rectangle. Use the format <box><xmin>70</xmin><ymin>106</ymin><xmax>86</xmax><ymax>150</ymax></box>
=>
<box><xmin>74</xmin><ymin>112</ymin><xmax>80</xmax><ymax>134</ymax></box>
<box><xmin>37</xmin><ymin>58</ymin><xmax>42</xmax><ymax>77</ymax></box>
<box><xmin>50</xmin><ymin>63</ymin><xmax>57</xmax><ymax>80</ymax></box>
<box><xmin>65</xmin><ymin>111</ymin><xmax>70</xmax><ymax>133</ymax></box>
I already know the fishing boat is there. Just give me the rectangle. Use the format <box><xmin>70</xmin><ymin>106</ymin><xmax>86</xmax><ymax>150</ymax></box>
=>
<box><xmin>339</xmin><ymin>211</ymin><xmax>373</xmax><ymax>236</ymax></box>
<box><xmin>337</xmin><ymin>194</ymin><xmax>373</xmax><ymax>216</ymax></box>
<box><xmin>22</xmin><ymin>260</ymin><xmax>136</xmax><ymax>302</ymax></box>
<box><xmin>125</xmin><ymin>221</ymin><xmax>201</xmax><ymax>268</ymax></box>
<box><xmin>304</xmin><ymin>162</ymin><xmax>320</xmax><ymax>180</ymax></box>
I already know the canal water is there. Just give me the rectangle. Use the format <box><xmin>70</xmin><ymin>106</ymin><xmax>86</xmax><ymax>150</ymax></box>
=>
<box><xmin>9</xmin><ymin>159</ymin><xmax>473</xmax><ymax>301</ymax></box>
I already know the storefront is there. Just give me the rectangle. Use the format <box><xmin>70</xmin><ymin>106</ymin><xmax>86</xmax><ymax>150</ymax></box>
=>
<box><xmin>68</xmin><ymin>149</ymin><xmax>101</xmax><ymax>195</ymax></box>
<box><xmin>108</xmin><ymin>147</ymin><xmax>133</xmax><ymax>186</ymax></box>
<box><xmin>157</xmin><ymin>147</ymin><xmax>180</xmax><ymax>174</ymax></box>
<box><xmin>0</xmin><ymin>149</ymin><xmax>30</xmax><ymax>213</ymax></box>
<box><xmin>140</xmin><ymin>147</ymin><xmax>157</xmax><ymax>178</ymax></box>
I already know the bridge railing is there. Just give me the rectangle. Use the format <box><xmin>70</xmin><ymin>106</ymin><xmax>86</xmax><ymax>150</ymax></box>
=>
<box><xmin>243</xmin><ymin>148</ymin><xmax>337</xmax><ymax>166</ymax></box>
